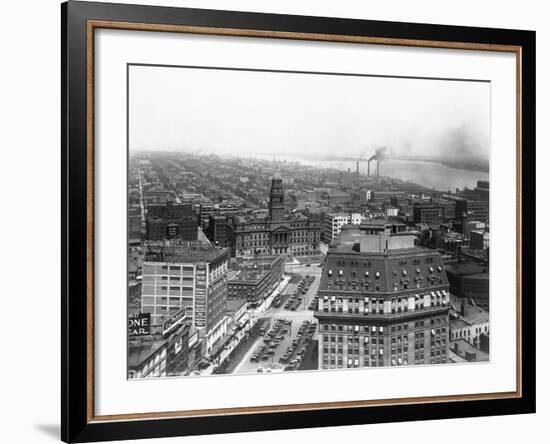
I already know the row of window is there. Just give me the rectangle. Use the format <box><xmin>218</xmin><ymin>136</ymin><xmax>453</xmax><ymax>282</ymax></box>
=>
<box><xmin>321</xmin><ymin>357</ymin><xmax>411</xmax><ymax>369</ymax></box>
<box><xmin>326</xmin><ymin>278</ymin><xmax>445</xmax><ymax>291</ymax></box>
<box><xmin>319</xmin><ymin>324</ymin><xmax>442</xmax><ymax>334</ymax></box>
<box><xmin>320</xmin><ymin>324</ymin><xmax>385</xmax><ymax>333</ymax></box>
<box><xmin>150</xmin><ymin>275</ymin><xmax>194</xmax><ymax>282</ymax></box>
<box><xmin>451</xmin><ymin>325</ymin><xmax>488</xmax><ymax>340</ymax></box>
<box><xmin>159</xmin><ymin>265</ymin><xmax>194</xmax><ymax>272</ymax></box>
<box><xmin>319</xmin><ymin>293</ymin><xmax>448</xmax><ymax>314</ymax></box>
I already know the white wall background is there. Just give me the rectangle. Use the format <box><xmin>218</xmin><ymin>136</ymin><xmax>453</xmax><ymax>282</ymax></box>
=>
<box><xmin>0</xmin><ymin>1</ymin><xmax>546</xmax><ymax>443</ymax></box>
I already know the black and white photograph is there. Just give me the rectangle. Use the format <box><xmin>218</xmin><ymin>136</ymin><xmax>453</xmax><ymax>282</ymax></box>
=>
<box><xmin>127</xmin><ymin>65</ymin><xmax>491</xmax><ymax>379</ymax></box>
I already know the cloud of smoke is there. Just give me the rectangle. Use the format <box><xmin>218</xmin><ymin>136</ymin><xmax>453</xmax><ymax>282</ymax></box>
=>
<box><xmin>368</xmin><ymin>146</ymin><xmax>387</xmax><ymax>161</ymax></box>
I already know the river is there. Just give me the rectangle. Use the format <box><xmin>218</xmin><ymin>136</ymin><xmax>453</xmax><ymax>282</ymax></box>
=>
<box><xmin>279</xmin><ymin>156</ymin><xmax>489</xmax><ymax>193</ymax></box>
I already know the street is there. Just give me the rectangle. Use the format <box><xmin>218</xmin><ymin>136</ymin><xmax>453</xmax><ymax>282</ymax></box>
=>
<box><xmin>231</xmin><ymin>262</ymin><xmax>322</xmax><ymax>374</ymax></box>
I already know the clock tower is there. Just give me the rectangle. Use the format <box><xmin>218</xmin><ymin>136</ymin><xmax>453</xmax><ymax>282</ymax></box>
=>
<box><xmin>268</xmin><ymin>175</ymin><xmax>285</xmax><ymax>221</ymax></box>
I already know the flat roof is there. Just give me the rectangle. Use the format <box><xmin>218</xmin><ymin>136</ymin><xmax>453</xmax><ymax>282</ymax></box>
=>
<box><xmin>228</xmin><ymin>269</ymin><xmax>270</xmax><ymax>284</ymax></box>
<box><xmin>450</xmin><ymin>338</ymin><xmax>489</xmax><ymax>361</ymax></box>
<box><xmin>226</xmin><ymin>299</ymin><xmax>247</xmax><ymax>312</ymax></box>
<box><xmin>145</xmin><ymin>245</ymin><xmax>228</xmax><ymax>263</ymax></box>
<box><xmin>128</xmin><ymin>339</ymin><xmax>167</xmax><ymax>369</ymax></box>
<box><xmin>445</xmin><ymin>261</ymin><xmax>486</xmax><ymax>276</ymax></box>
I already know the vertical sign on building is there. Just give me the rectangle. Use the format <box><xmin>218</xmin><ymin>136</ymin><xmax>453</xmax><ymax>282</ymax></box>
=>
<box><xmin>194</xmin><ymin>263</ymin><xmax>207</xmax><ymax>328</ymax></box>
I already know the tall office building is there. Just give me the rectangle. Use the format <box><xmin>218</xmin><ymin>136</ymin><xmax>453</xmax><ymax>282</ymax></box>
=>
<box><xmin>141</xmin><ymin>244</ymin><xmax>229</xmax><ymax>335</ymax></box>
<box><xmin>314</xmin><ymin>225</ymin><xmax>451</xmax><ymax>369</ymax></box>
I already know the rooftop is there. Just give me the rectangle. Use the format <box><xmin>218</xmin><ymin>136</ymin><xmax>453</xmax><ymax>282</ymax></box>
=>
<box><xmin>128</xmin><ymin>339</ymin><xmax>167</xmax><ymax>369</ymax></box>
<box><xmin>334</xmin><ymin>227</ymin><xmax>417</xmax><ymax>253</ymax></box>
<box><xmin>319</xmin><ymin>235</ymin><xmax>449</xmax><ymax>295</ymax></box>
<box><xmin>450</xmin><ymin>338</ymin><xmax>489</xmax><ymax>362</ymax></box>
<box><xmin>326</xmin><ymin>190</ymin><xmax>351</xmax><ymax>197</ymax></box>
<box><xmin>144</xmin><ymin>187</ymin><xmax>172</xmax><ymax>195</ymax></box>
<box><xmin>228</xmin><ymin>269</ymin><xmax>270</xmax><ymax>284</ymax></box>
<box><xmin>445</xmin><ymin>261</ymin><xmax>488</xmax><ymax>276</ymax></box>
<box><xmin>463</xmin><ymin>273</ymin><xmax>490</xmax><ymax>281</ymax></box>
<box><xmin>145</xmin><ymin>244</ymin><xmax>228</xmax><ymax>264</ymax></box>
<box><xmin>450</xmin><ymin>294</ymin><xmax>489</xmax><ymax>325</ymax></box>
<box><xmin>226</xmin><ymin>298</ymin><xmax>247</xmax><ymax>313</ymax></box>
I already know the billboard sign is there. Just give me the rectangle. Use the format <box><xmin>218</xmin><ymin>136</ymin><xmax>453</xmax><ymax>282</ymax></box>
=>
<box><xmin>162</xmin><ymin>307</ymin><xmax>187</xmax><ymax>336</ymax></box>
<box><xmin>128</xmin><ymin>312</ymin><xmax>151</xmax><ymax>337</ymax></box>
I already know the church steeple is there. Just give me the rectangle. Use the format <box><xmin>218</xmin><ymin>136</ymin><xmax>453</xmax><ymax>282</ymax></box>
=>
<box><xmin>269</xmin><ymin>174</ymin><xmax>285</xmax><ymax>221</ymax></box>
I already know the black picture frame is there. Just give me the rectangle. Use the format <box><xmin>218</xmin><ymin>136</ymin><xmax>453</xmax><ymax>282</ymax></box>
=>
<box><xmin>61</xmin><ymin>1</ymin><xmax>536</xmax><ymax>442</ymax></box>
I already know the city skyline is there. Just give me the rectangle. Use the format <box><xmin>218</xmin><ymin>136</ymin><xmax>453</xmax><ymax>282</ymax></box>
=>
<box><xmin>127</xmin><ymin>150</ymin><xmax>490</xmax><ymax>378</ymax></box>
<box><xmin>129</xmin><ymin>65</ymin><xmax>490</xmax><ymax>172</ymax></box>
<box><xmin>127</xmin><ymin>65</ymin><xmax>490</xmax><ymax>379</ymax></box>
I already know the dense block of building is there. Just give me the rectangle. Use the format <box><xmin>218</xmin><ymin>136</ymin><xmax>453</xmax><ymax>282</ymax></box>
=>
<box><xmin>368</xmin><ymin>190</ymin><xmax>406</xmax><ymax>204</ymax></box>
<box><xmin>128</xmin><ymin>207</ymin><xmax>142</xmax><ymax>244</ymax></box>
<box><xmin>143</xmin><ymin>187</ymin><xmax>175</xmax><ymax>206</ymax></box>
<box><xmin>199</xmin><ymin>202</ymin><xmax>215</xmax><ymax>229</ymax></box>
<box><xmin>227</xmin><ymin>176</ymin><xmax>321</xmax><ymax>257</ymax></box>
<box><xmin>413</xmin><ymin>204</ymin><xmax>444</xmax><ymax>227</ymax></box>
<box><xmin>463</xmin><ymin>180</ymin><xmax>490</xmax><ymax>201</ymax></box>
<box><xmin>445</xmin><ymin>261</ymin><xmax>489</xmax><ymax>311</ymax></box>
<box><xmin>207</xmin><ymin>214</ymin><xmax>228</xmax><ymax>246</ymax></box>
<box><xmin>325</xmin><ymin>190</ymin><xmax>352</xmax><ymax>206</ymax></box>
<box><xmin>146</xmin><ymin>203</ymin><xmax>198</xmax><ymax>241</ymax></box>
<box><xmin>314</xmin><ymin>225</ymin><xmax>451</xmax><ymax>369</ymax></box>
<box><xmin>128</xmin><ymin>321</ymin><xmax>191</xmax><ymax>378</ymax></box>
<box><xmin>228</xmin><ymin>256</ymin><xmax>285</xmax><ymax>307</ymax></box>
<box><xmin>470</xmin><ymin>230</ymin><xmax>489</xmax><ymax>250</ymax></box>
<box><xmin>147</xmin><ymin>203</ymin><xmax>193</xmax><ymax>219</ymax></box>
<box><xmin>146</xmin><ymin>218</ymin><xmax>198</xmax><ymax>241</ymax></box>
<box><xmin>454</xmin><ymin>199</ymin><xmax>489</xmax><ymax>232</ymax></box>
<box><xmin>449</xmin><ymin>294</ymin><xmax>489</xmax><ymax>355</ymax></box>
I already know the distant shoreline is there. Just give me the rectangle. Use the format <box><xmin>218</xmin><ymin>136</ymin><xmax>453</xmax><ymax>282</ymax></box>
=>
<box><xmin>130</xmin><ymin>150</ymin><xmax>489</xmax><ymax>174</ymax></box>
<box><xmin>129</xmin><ymin>149</ymin><xmax>489</xmax><ymax>174</ymax></box>
<box><xmin>272</xmin><ymin>153</ymin><xmax>490</xmax><ymax>175</ymax></box>
<box><xmin>391</xmin><ymin>156</ymin><xmax>489</xmax><ymax>174</ymax></box>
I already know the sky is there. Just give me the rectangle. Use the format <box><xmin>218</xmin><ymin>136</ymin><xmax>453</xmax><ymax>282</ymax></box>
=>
<box><xmin>129</xmin><ymin>65</ymin><xmax>490</xmax><ymax>171</ymax></box>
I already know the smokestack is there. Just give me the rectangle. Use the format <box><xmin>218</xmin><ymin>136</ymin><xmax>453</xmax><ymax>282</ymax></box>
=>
<box><xmin>356</xmin><ymin>161</ymin><xmax>359</xmax><ymax>175</ymax></box>
<box><xmin>367</xmin><ymin>160</ymin><xmax>371</xmax><ymax>176</ymax></box>
<box><xmin>376</xmin><ymin>160</ymin><xmax>380</xmax><ymax>177</ymax></box>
